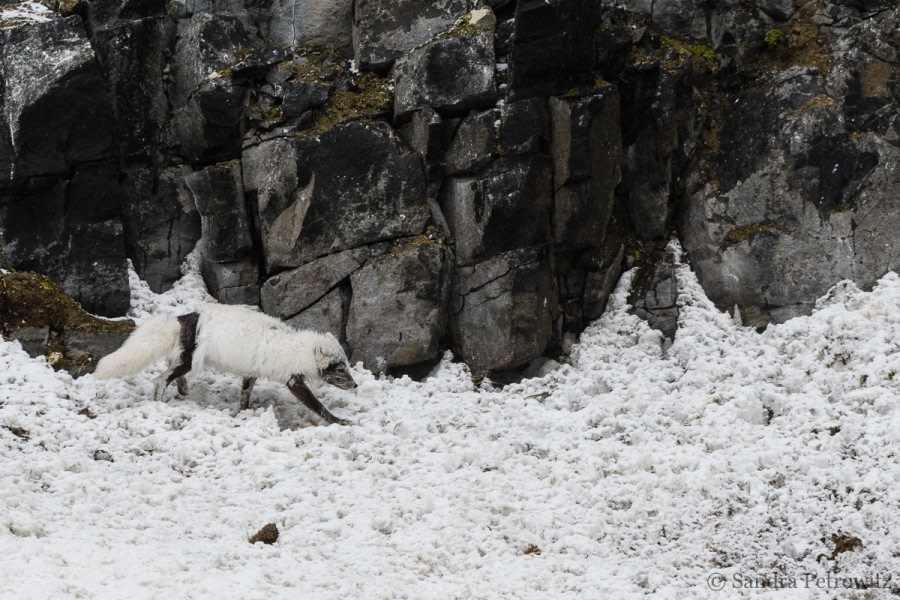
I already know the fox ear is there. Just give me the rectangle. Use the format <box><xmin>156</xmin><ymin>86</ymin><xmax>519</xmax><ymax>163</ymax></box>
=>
<box><xmin>314</xmin><ymin>342</ymin><xmax>327</xmax><ymax>363</ymax></box>
<box><xmin>325</xmin><ymin>332</ymin><xmax>336</xmax><ymax>340</ymax></box>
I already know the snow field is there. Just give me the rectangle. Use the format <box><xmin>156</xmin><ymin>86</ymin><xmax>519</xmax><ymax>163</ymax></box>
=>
<box><xmin>2</xmin><ymin>248</ymin><xmax>900</xmax><ymax>598</ymax></box>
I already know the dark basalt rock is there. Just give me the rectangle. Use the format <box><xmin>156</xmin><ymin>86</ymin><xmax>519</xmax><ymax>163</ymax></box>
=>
<box><xmin>269</xmin><ymin>0</ymin><xmax>353</xmax><ymax>51</ymax></box>
<box><xmin>392</xmin><ymin>32</ymin><xmax>497</xmax><ymax>120</ymax></box>
<box><xmin>549</xmin><ymin>86</ymin><xmax>622</xmax><ymax>250</ymax></box>
<box><xmin>168</xmin><ymin>13</ymin><xmax>250</xmax><ymax>162</ymax></box>
<box><xmin>185</xmin><ymin>161</ymin><xmax>252</xmax><ymax>264</ymax></box>
<box><xmin>449</xmin><ymin>247</ymin><xmax>559</xmax><ymax>374</ymax></box>
<box><xmin>507</xmin><ymin>0</ymin><xmax>597</xmax><ymax>100</ymax></box>
<box><xmin>122</xmin><ymin>166</ymin><xmax>201</xmax><ymax>294</ymax></box>
<box><xmin>499</xmin><ymin>97</ymin><xmax>550</xmax><ymax>157</ymax></box>
<box><xmin>0</xmin><ymin>16</ymin><xmax>115</xmax><ymax>181</ymax></box>
<box><xmin>260</xmin><ymin>243</ymin><xmax>389</xmax><ymax>321</ymax></box>
<box><xmin>399</xmin><ymin>107</ymin><xmax>443</xmax><ymax>162</ymax></box>
<box><xmin>281</xmin><ymin>81</ymin><xmax>331</xmax><ymax>118</ymax></box>
<box><xmin>200</xmin><ymin>258</ymin><xmax>260</xmax><ymax>305</ymax></box>
<box><xmin>441</xmin><ymin>155</ymin><xmax>553</xmax><ymax>267</ymax></box>
<box><xmin>285</xmin><ymin>286</ymin><xmax>345</xmax><ymax>338</ymax></box>
<box><xmin>346</xmin><ymin>240</ymin><xmax>451</xmax><ymax>373</ymax></box>
<box><xmin>353</xmin><ymin>0</ymin><xmax>467</xmax><ymax>73</ymax></box>
<box><xmin>242</xmin><ymin>121</ymin><xmax>430</xmax><ymax>271</ymax></box>
<box><xmin>1</xmin><ymin>161</ymin><xmax>129</xmax><ymax>316</ymax></box>
<box><xmin>91</xmin><ymin>17</ymin><xmax>175</xmax><ymax>164</ymax></box>
<box><xmin>444</xmin><ymin>109</ymin><xmax>497</xmax><ymax>175</ymax></box>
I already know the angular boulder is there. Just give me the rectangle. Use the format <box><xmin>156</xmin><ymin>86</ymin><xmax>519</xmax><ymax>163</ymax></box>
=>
<box><xmin>346</xmin><ymin>240</ymin><xmax>451</xmax><ymax>372</ymax></box>
<box><xmin>353</xmin><ymin>0</ymin><xmax>467</xmax><ymax>72</ymax></box>
<box><xmin>449</xmin><ymin>247</ymin><xmax>558</xmax><ymax>374</ymax></box>
<box><xmin>445</xmin><ymin>109</ymin><xmax>497</xmax><ymax>175</ymax></box>
<box><xmin>441</xmin><ymin>156</ymin><xmax>552</xmax><ymax>266</ymax></box>
<box><xmin>498</xmin><ymin>97</ymin><xmax>550</xmax><ymax>157</ymax></box>
<box><xmin>269</xmin><ymin>0</ymin><xmax>353</xmax><ymax>51</ymax></box>
<box><xmin>242</xmin><ymin>121</ymin><xmax>430</xmax><ymax>271</ymax></box>
<box><xmin>122</xmin><ymin>166</ymin><xmax>201</xmax><ymax>294</ymax></box>
<box><xmin>285</xmin><ymin>287</ymin><xmax>345</xmax><ymax>338</ymax></box>
<box><xmin>281</xmin><ymin>81</ymin><xmax>331</xmax><ymax>118</ymax></box>
<box><xmin>549</xmin><ymin>86</ymin><xmax>622</xmax><ymax>250</ymax></box>
<box><xmin>260</xmin><ymin>243</ymin><xmax>389</xmax><ymax>320</ymax></box>
<box><xmin>185</xmin><ymin>161</ymin><xmax>253</xmax><ymax>264</ymax></box>
<box><xmin>392</xmin><ymin>32</ymin><xmax>496</xmax><ymax>120</ymax></box>
<box><xmin>200</xmin><ymin>259</ymin><xmax>260</xmax><ymax>306</ymax></box>
<box><xmin>507</xmin><ymin>0</ymin><xmax>597</xmax><ymax>100</ymax></box>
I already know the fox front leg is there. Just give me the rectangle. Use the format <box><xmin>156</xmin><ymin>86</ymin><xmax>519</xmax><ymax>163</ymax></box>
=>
<box><xmin>287</xmin><ymin>375</ymin><xmax>349</xmax><ymax>425</ymax></box>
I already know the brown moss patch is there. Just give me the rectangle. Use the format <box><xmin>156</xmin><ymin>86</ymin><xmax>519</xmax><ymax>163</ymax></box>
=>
<box><xmin>0</xmin><ymin>271</ymin><xmax>134</xmax><ymax>337</ymax></box>
<box><xmin>313</xmin><ymin>72</ymin><xmax>391</xmax><ymax>133</ymax></box>
<box><xmin>724</xmin><ymin>223</ymin><xmax>791</xmax><ymax>245</ymax></box>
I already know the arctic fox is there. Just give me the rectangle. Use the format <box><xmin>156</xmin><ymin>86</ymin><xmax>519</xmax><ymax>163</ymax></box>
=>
<box><xmin>94</xmin><ymin>304</ymin><xmax>356</xmax><ymax>425</ymax></box>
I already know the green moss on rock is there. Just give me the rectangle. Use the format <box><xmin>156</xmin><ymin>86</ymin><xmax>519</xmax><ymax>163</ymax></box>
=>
<box><xmin>0</xmin><ymin>271</ymin><xmax>134</xmax><ymax>337</ymax></box>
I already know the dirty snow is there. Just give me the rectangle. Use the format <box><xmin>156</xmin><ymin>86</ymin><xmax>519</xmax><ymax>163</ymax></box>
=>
<box><xmin>2</xmin><ymin>244</ymin><xmax>899</xmax><ymax>598</ymax></box>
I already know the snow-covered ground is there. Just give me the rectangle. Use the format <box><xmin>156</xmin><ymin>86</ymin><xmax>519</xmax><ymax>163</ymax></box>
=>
<box><xmin>2</xmin><ymin>246</ymin><xmax>899</xmax><ymax>599</ymax></box>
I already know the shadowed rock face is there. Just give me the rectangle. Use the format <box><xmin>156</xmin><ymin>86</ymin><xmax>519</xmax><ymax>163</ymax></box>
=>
<box><xmin>0</xmin><ymin>16</ymin><xmax>129</xmax><ymax>316</ymax></box>
<box><xmin>243</xmin><ymin>121</ymin><xmax>430</xmax><ymax>272</ymax></box>
<box><xmin>1</xmin><ymin>0</ymin><xmax>897</xmax><ymax>374</ymax></box>
<box><xmin>353</xmin><ymin>0</ymin><xmax>467</xmax><ymax>73</ymax></box>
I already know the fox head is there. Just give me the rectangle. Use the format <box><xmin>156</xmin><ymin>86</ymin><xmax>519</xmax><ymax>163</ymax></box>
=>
<box><xmin>314</xmin><ymin>332</ymin><xmax>357</xmax><ymax>391</ymax></box>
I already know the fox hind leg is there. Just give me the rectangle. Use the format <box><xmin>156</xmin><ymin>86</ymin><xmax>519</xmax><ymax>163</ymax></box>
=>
<box><xmin>239</xmin><ymin>377</ymin><xmax>257</xmax><ymax>410</ymax></box>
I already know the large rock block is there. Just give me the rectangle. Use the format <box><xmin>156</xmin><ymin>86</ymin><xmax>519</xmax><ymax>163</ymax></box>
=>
<box><xmin>445</xmin><ymin>109</ymin><xmax>497</xmax><ymax>175</ymax></box>
<box><xmin>260</xmin><ymin>243</ymin><xmax>389</xmax><ymax>320</ymax></box>
<box><xmin>353</xmin><ymin>0</ymin><xmax>466</xmax><ymax>72</ymax></box>
<box><xmin>549</xmin><ymin>86</ymin><xmax>622</xmax><ymax>250</ymax></box>
<box><xmin>242</xmin><ymin>121</ymin><xmax>430</xmax><ymax>271</ymax></box>
<box><xmin>498</xmin><ymin>97</ymin><xmax>550</xmax><ymax>156</ymax></box>
<box><xmin>269</xmin><ymin>0</ymin><xmax>353</xmax><ymax>51</ymax></box>
<box><xmin>449</xmin><ymin>247</ymin><xmax>558</xmax><ymax>374</ymax></box>
<box><xmin>169</xmin><ymin>14</ymin><xmax>249</xmax><ymax>162</ymax></box>
<box><xmin>346</xmin><ymin>240</ymin><xmax>451</xmax><ymax>372</ymax></box>
<box><xmin>618</xmin><ymin>57</ymin><xmax>696</xmax><ymax>242</ymax></box>
<box><xmin>682</xmin><ymin>54</ymin><xmax>898</xmax><ymax>328</ymax></box>
<box><xmin>285</xmin><ymin>287</ymin><xmax>345</xmax><ymax>338</ymax></box>
<box><xmin>392</xmin><ymin>32</ymin><xmax>496</xmax><ymax>120</ymax></box>
<box><xmin>441</xmin><ymin>156</ymin><xmax>552</xmax><ymax>266</ymax></box>
<box><xmin>0</xmin><ymin>16</ymin><xmax>115</xmax><ymax>180</ymax></box>
<box><xmin>92</xmin><ymin>17</ymin><xmax>175</xmax><ymax>164</ymax></box>
<box><xmin>201</xmin><ymin>258</ymin><xmax>260</xmax><ymax>305</ymax></box>
<box><xmin>0</xmin><ymin>163</ymin><xmax>130</xmax><ymax>316</ymax></box>
<box><xmin>185</xmin><ymin>161</ymin><xmax>252</xmax><ymax>263</ymax></box>
<box><xmin>122</xmin><ymin>166</ymin><xmax>201</xmax><ymax>294</ymax></box>
<box><xmin>507</xmin><ymin>0</ymin><xmax>597</xmax><ymax>100</ymax></box>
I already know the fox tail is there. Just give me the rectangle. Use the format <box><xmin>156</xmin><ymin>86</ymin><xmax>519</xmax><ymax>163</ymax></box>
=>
<box><xmin>94</xmin><ymin>314</ymin><xmax>182</xmax><ymax>379</ymax></box>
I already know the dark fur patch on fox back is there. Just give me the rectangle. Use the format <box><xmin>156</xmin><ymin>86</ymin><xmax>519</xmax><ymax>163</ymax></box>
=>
<box><xmin>167</xmin><ymin>312</ymin><xmax>199</xmax><ymax>384</ymax></box>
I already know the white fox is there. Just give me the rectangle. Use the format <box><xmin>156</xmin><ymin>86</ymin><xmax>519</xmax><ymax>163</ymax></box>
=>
<box><xmin>94</xmin><ymin>303</ymin><xmax>356</xmax><ymax>425</ymax></box>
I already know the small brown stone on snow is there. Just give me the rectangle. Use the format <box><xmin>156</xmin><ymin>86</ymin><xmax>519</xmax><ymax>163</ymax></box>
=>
<box><xmin>249</xmin><ymin>523</ymin><xmax>279</xmax><ymax>545</ymax></box>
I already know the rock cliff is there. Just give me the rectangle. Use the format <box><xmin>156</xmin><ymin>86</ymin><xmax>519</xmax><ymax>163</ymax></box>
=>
<box><xmin>0</xmin><ymin>0</ymin><xmax>896</xmax><ymax>376</ymax></box>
